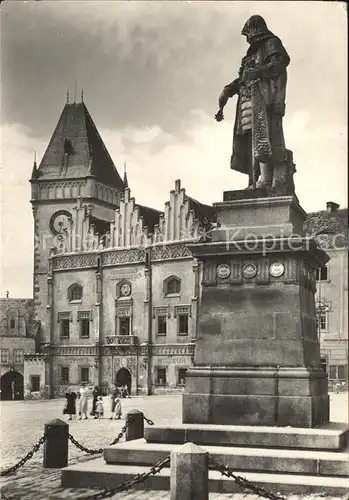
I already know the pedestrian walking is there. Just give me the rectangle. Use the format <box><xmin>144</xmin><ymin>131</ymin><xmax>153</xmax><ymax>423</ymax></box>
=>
<box><xmin>78</xmin><ymin>385</ymin><xmax>89</xmax><ymax>420</ymax></box>
<box><xmin>64</xmin><ymin>388</ymin><xmax>77</xmax><ymax>420</ymax></box>
<box><xmin>95</xmin><ymin>396</ymin><xmax>104</xmax><ymax>419</ymax></box>
<box><xmin>110</xmin><ymin>397</ymin><xmax>122</xmax><ymax>420</ymax></box>
<box><xmin>91</xmin><ymin>385</ymin><xmax>101</xmax><ymax>418</ymax></box>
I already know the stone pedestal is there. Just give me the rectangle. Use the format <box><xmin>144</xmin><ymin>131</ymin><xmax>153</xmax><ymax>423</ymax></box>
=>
<box><xmin>183</xmin><ymin>195</ymin><xmax>330</xmax><ymax>428</ymax></box>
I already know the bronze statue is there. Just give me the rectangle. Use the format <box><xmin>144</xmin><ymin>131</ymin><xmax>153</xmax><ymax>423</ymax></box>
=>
<box><xmin>216</xmin><ymin>15</ymin><xmax>295</xmax><ymax>195</ymax></box>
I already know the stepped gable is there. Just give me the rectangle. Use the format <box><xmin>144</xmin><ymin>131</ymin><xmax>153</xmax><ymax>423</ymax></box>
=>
<box><xmin>36</xmin><ymin>101</ymin><xmax>125</xmax><ymax>190</ymax></box>
<box><xmin>304</xmin><ymin>205</ymin><xmax>348</xmax><ymax>249</ymax></box>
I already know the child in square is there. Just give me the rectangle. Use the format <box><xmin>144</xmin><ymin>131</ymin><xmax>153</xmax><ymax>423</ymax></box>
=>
<box><xmin>95</xmin><ymin>396</ymin><xmax>104</xmax><ymax>419</ymax></box>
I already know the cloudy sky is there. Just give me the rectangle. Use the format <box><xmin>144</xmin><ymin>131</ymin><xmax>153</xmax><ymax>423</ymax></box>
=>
<box><xmin>0</xmin><ymin>0</ymin><xmax>347</xmax><ymax>297</ymax></box>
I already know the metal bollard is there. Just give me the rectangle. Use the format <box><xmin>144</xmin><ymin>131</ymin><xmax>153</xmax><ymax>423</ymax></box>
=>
<box><xmin>43</xmin><ymin>418</ymin><xmax>69</xmax><ymax>468</ymax></box>
<box><xmin>125</xmin><ymin>410</ymin><xmax>144</xmax><ymax>441</ymax></box>
<box><xmin>170</xmin><ymin>442</ymin><xmax>208</xmax><ymax>500</ymax></box>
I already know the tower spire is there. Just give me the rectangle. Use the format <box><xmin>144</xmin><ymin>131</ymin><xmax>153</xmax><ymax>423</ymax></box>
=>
<box><xmin>31</xmin><ymin>151</ymin><xmax>38</xmax><ymax>179</ymax></box>
<box><xmin>123</xmin><ymin>162</ymin><xmax>129</xmax><ymax>189</ymax></box>
<box><xmin>81</xmin><ymin>88</ymin><xmax>84</xmax><ymax>102</ymax></box>
<box><xmin>66</xmin><ymin>89</ymin><xmax>70</xmax><ymax>104</ymax></box>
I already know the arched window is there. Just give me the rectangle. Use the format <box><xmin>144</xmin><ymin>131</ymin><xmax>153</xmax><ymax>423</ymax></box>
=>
<box><xmin>68</xmin><ymin>283</ymin><xmax>83</xmax><ymax>302</ymax></box>
<box><xmin>164</xmin><ymin>276</ymin><xmax>181</xmax><ymax>296</ymax></box>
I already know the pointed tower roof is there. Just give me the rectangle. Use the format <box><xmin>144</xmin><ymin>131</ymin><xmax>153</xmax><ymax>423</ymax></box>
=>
<box><xmin>123</xmin><ymin>162</ymin><xmax>129</xmax><ymax>189</ymax></box>
<box><xmin>36</xmin><ymin>101</ymin><xmax>124</xmax><ymax>190</ymax></box>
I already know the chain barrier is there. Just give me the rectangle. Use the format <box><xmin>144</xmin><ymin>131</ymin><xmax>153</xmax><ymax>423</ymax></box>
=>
<box><xmin>143</xmin><ymin>415</ymin><xmax>155</xmax><ymax>425</ymax></box>
<box><xmin>69</xmin><ymin>424</ymin><xmax>128</xmax><ymax>455</ymax></box>
<box><xmin>78</xmin><ymin>456</ymin><xmax>170</xmax><ymax>500</ymax></box>
<box><xmin>209</xmin><ymin>457</ymin><xmax>286</xmax><ymax>500</ymax></box>
<box><xmin>0</xmin><ymin>434</ymin><xmax>47</xmax><ymax>477</ymax></box>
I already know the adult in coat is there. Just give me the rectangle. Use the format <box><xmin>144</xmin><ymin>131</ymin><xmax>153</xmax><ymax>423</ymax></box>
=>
<box><xmin>64</xmin><ymin>388</ymin><xmax>77</xmax><ymax>420</ymax></box>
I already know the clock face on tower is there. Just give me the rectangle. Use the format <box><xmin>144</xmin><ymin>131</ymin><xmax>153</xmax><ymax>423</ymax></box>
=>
<box><xmin>120</xmin><ymin>283</ymin><xmax>131</xmax><ymax>297</ymax></box>
<box><xmin>50</xmin><ymin>210</ymin><xmax>72</xmax><ymax>235</ymax></box>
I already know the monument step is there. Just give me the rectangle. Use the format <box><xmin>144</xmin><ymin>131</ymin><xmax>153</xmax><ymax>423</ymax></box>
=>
<box><xmin>144</xmin><ymin>422</ymin><xmax>349</xmax><ymax>451</ymax></box>
<box><xmin>61</xmin><ymin>457</ymin><xmax>349</xmax><ymax>496</ymax></box>
<box><xmin>103</xmin><ymin>439</ymin><xmax>349</xmax><ymax>477</ymax></box>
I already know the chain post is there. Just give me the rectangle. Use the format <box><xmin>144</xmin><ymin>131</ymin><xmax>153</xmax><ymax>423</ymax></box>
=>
<box><xmin>126</xmin><ymin>410</ymin><xmax>144</xmax><ymax>441</ymax></box>
<box><xmin>43</xmin><ymin>418</ymin><xmax>69</xmax><ymax>468</ymax></box>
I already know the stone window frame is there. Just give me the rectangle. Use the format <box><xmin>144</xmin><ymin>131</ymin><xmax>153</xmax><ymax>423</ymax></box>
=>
<box><xmin>13</xmin><ymin>349</ymin><xmax>24</xmax><ymax>364</ymax></box>
<box><xmin>174</xmin><ymin>305</ymin><xmax>191</xmax><ymax>336</ymax></box>
<box><xmin>315</xmin><ymin>264</ymin><xmax>330</xmax><ymax>283</ymax></box>
<box><xmin>115</xmin><ymin>298</ymin><xmax>133</xmax><ymax>336</ymax></box>
<box><xmin>177</xmin><ymin>367</ymin><xmax>188</xmax><ymax>386</ymax></box>
<box><xmin>156</xmin><ymin>316</ymin><xmax>167</xmax><ymax>336</ymax></box>
<box><xmin>58</xmin><ymin>312</ymin><xmax>72</xmax><ymax>339</ymax></box>
<box><xmin>316</xmin><ymin>299</ymin><xmax>331</xmax><ymax>333</ymax></box>
<box><xmin>10</xmin><ymin>318</ymin><xmax>16</xmax><ymax>330</ymax></box>
<box><xmin>79</xmin><ymin>366</ymin><xmax>90</xmax><ymax>384</ymax></box>
<box><xmin>30</xmin><ymin>375</ymin><xmax>41</xmax><ymax>392</ymax></box>
<box><xmin>60</xmin><ymin>366</ymin><xmax>70</xmax><ymax>384</ymax></box>
<box><xmin>163</xmin><ymin>276</ymin><xmax>181</xmax><ymax>297</ymax></box>
<box><xmin>68</xmin><ymin>283</ymin><xmax>83</xmax><ymax>303</ymax></box>
<box><xmin>0</xmin><ymin>349</ymin><xmax>9</xmax><ymax>364</ymax></box>
<box><xmin>155</xmin><ymin>366</ymin><xmax>167</xmax><ymax>386</ymax></box>
<box><xmin>77</xmin><ymin>311</ymin><xmax>92</xmax><ymax>339</ymax></box>
<box><xmin>329</xmin><ymin>364</ymin><xmax>348</xmax><ymax>381</ymax></box>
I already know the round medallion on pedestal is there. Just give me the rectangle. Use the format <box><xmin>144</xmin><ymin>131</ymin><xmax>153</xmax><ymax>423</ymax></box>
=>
<box><xmin>242</xmin><ymin>263</ymin><xmax>257</xmax><ymax>278</ymax></box>
<box><xmin>269</xmin><ymin>261</ymin><xmax>285</xmax><ymax>278</ymax></box>
<box><xmin>217</xmin><ymin>264</ymin><xmax>231</xmax><ymax>279</ymax></box>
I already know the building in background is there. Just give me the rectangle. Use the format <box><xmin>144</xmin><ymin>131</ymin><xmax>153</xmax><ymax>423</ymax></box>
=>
<box><xmin>21</xmin><ymin>98</ymin><xmax>348</xmax><ymax>398</ymax></box>
<box><xmin>0</xmin><ymin>296</ymin><xmax>37</xmax><ymax>399</ymax></box>
<box><xmin>304</xmin><ymin>202</ymin><xmax>348</xmax><ymax>390</ymax></box>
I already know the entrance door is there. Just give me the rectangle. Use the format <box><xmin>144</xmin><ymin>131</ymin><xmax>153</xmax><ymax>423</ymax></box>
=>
<box><xmin>115</xmin><ymin>368</ymin><xmax>131</xmax><ymax>394</ymax></box>
<box><xmin>1</xmin><ymin>371</ymin><xmax>24</xmax><ymax>400</ymax></box>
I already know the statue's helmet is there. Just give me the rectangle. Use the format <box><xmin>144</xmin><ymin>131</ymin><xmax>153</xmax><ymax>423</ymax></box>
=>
<box><xmin>241</xmin><ymin>15</ymin><xmax>269</xmax><ymax>42</ymax></box>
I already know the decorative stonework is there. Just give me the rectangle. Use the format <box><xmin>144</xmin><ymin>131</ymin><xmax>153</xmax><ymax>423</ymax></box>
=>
<box><xmin>105</xmin><ymin>335</ymin><xmax>139</xmax><ymax>346</ymax></box>
<box><xmin>152</xmin><ymin>344</ymin><xmax>195</xmax><ymax>356</ymax></box>
<box><xmin>115</xmin><ymin>299</ymin><xmax>133</xmax><ymax>317</ymax></box>
<box><xmin>153</xmin><ymin>306</ymin><xmax>170</xmax><ymax>318</ymax></box>
<box><xmin>57</xmin><ymin>311</ymin><xmax>72</xmax><ymax>322</ymax></box>
<box><xmin>77</xmin><ymin>310</ymin><xmax>92</xmax><ymax>322</ymax></box>
<box><xmin>53</xmin><ymin>253</ymin><xmax>99</xmax><ymax>270</ymax></box>
<box><xmin>51</xmin><ymin>346</ymin><xmax>98</xmax><ymax>356</ymax></box>
<box><xmin>151</xmin><ymin>243</ymin><xmax>192</xmax><ymax>261</ymax></box>
<box><xmin>103</xmin><ymin>248</ymin><xmax>146</xmax><ymax>266</ymax></box>
<box><xmin>174</xmin><ymin>305</ymin><xmax>192</xmax><ymax>318</ymax></box>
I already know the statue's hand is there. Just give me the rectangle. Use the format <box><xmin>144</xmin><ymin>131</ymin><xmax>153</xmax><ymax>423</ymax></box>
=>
<box><xmin>215</xmin><ymin>109</ymin><xmax>224</xmax><ymax>122</ymax></box>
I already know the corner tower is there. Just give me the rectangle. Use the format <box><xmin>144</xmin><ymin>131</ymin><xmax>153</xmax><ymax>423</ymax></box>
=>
<box><xmin>30</xmin><ymin>97</ymin><xmax>125</xmax><ymax>347</ymax></box>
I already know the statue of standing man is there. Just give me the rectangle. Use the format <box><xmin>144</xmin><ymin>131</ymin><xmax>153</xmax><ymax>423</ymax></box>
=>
<box><xmin>215</xmin><ymin>15</ymin><xmax>295</xmax><ymax>195</ymax></box>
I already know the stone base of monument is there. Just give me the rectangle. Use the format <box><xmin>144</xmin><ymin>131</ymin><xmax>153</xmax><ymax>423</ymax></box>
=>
<box><xmin>61</xmin><ymin>424</ymin><xmax>349</xmax><ymax>495</ymax></box>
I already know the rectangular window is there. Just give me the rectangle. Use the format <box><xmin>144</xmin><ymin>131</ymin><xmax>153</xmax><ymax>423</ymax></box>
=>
<box><xmin>157</xmin><ymin>316</ymin><xmax>167</xmax><ymax>336</ymax></box>
<box><xmin>31</xmin><ymin>375</ymin><xmax>40</xmax><ymax>392</ymax></box>
<box><xmin>178</xmin><ymin>314</ymin><xmax>189</xmax><ymax>335</ymax></box>
<box><xmin>316</xmin><ymin>312</ymin><xmax>328</xmax><ymax>331</ymax></box>
<box><xmin>156</xmin><ymin>367</ymin><xmax>166</xmax><ymax>386</ymax></box>
<box><xmin>0</xmin><ymin>349</ymin><xmax>9</xmax><ymax>363</ymax></box>
<box><xmin>60</xmin><ymin>366</ymin><xmax>69</xmax><ymax>384</ymax></box>
<box><xmin>13</xmin><ymin>349</ymin><xmax>24</xmax><ymax>364</ymax></box>
<box><xmin>61</xmin><ymin>319</ymin><xmax>70</xmax><ymax>339</ymax></box>
<box><xmin>329</xmin><ymin>366</ymin><xmax>337</xmax><ymax>380</ymax></box>
<box><xmin>10</xmin><ymin>318</ymin><xmax>15</xmax><ymax>329</ymax></box>
<box><xmin>80</xmin><ymin>367</ymin><xmax>89</xmax><ymax>384</ymax></box>
<box><xmin>80</xmin><ymin>319</ymin><xmax>90</xmax><ymax>338</ymax></box>
<box><xmin>316</xmin><ymin>266</ymin><xmax>328</xmax><ymax>281</ymax></box>
<box><xmin>177</xmin><ymin>368</ymin><xmax>187</xmax><ymax>386</ymax></box>
<box><xmin>337</xmin><ymin>365</ymin><xmax>347</xmax><ymax>380</ymax></box>
<box><xmin>119</xmin><ymin>317</ymin><xmax>130</xmax><ymax>336</ymax></box>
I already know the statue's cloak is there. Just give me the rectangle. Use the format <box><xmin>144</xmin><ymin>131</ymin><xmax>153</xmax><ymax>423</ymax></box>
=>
<box><xmin>231</xmin><ymin>34</ymin><xmax>290</xmax><ymax>176</ymax></box>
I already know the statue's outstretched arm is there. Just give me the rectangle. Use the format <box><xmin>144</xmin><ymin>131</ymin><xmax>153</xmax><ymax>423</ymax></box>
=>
<box><xmin>215</xmin><ymin>78</ymin><xmax>240</xmax><ymax>122</ymax></box>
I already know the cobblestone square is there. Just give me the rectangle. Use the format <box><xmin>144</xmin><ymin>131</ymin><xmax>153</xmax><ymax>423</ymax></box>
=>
<box><xmin>1</xmin><ymin>393</ymin><xmax>347</xmax><ymax>499</ymax></box>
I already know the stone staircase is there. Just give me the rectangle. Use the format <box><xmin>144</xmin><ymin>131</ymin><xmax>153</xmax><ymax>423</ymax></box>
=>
<box><xmin>62</xmin><ymin>422</ymin><xmax>349</xmax><ymax>496</ymax></box>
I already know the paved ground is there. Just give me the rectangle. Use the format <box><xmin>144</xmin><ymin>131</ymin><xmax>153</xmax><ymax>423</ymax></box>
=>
<box><xmin>0</xmin><ymin>393</ymin><xmax>348</xmax><ymax>500</ymax></box>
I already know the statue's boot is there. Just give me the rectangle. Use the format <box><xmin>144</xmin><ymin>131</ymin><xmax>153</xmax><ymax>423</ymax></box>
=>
<box><xmin>255</xmin><ymin>162</ymin><xmax>272</xmax><ymax>189</ymax></box>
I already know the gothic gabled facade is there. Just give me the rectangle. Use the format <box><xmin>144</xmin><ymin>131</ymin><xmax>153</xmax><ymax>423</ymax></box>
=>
<box><xmin>26</xmin><ymin>98</ymin><xmax>217</xmax><ymax>397</ymax></box>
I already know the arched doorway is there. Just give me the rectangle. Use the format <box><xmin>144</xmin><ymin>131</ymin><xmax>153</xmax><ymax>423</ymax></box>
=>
<box><xmin>1</xmin><ymin>371</ymin><xmax>24</xmax><ymax>401</ymax></box>
<box><xmin>115</xmin><ymin>368</ymin><xmax>131</xmax><ymax>394</ymax></box>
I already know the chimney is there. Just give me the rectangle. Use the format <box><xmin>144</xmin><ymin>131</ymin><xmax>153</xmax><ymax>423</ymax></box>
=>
<box><xmin>326</xmin><ymin>201</ymin><xmax>340</xmax><ymax>213</ymax></box>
